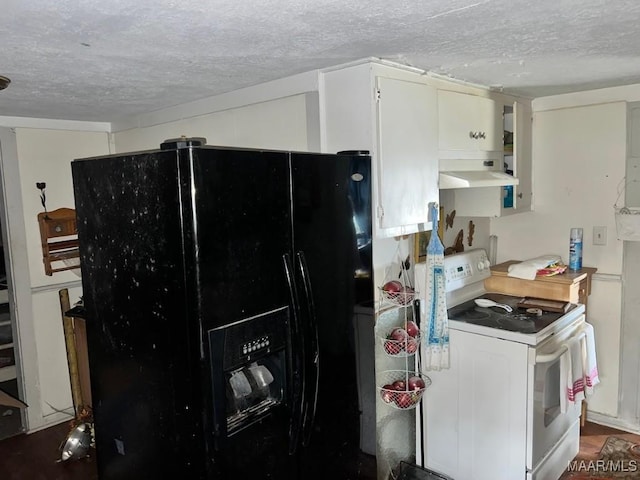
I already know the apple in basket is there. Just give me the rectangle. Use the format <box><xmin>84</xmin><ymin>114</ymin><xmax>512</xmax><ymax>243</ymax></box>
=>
<box><xmin>380</xmin><ymin>384</ymin><xmax>395</xmax><ymax>403</ymax></box>
<box><xmin>384</xmin><ymin>339</ymin><xmax>401</xmax><ymax>355</ymax></box>
<box><xmin>399</xmin><ymin>286</ymin><xmax>415</xmax><ymax>304</ymax></box>
<box><xmin>392</xmin><ymin>379</ymin><xmax>407</xmax><ymax>391</ymax></box>
<box><xmin>407</xmin><ymin>376</ymin><xmax>425</xmax><ymax>391</ymax></box>
<box><xmin>395</xmin><ymin>392</ymin><xmax>413</xmax><ymax>409</ymax></box>
<box><xmin>405</xmin><ymin>338</ymin><xmax>418</xmax><ymax>354</ymax></box>
<box><xmin>406</xmin><ymin>320</ymin><xmax>420</xmax><ymax>338</ymax></box>
<box><xmin>384</xmin><ymin>339</ymin><xmax>402</xmax><ymax>355</ymax></box>
<box><xmin>389</xmin><ymin>328</ymin><xmax>407</xmax><ymax>341</ymax></box>
<box><xmin>382</xmin><ymin>280</ymin><xmax>403</xmax><ymax>293</ymax></box>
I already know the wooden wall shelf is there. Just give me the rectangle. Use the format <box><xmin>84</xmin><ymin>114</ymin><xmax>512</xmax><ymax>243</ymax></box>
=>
<box><xmin>37</xmin><ymin>208</ymin><xmax>80</xmax><ymax>276</ymax></box>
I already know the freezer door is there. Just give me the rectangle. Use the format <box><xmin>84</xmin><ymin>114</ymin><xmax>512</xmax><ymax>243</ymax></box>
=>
<box><xmin>290</xmin><ymin>151</ymin><xmax>375</xmax><ymax>478</ymax></box>
<box><xmin>187</xmin><ymin>147</ymin><xmax>293</xmax><ymax>331</ymax></box>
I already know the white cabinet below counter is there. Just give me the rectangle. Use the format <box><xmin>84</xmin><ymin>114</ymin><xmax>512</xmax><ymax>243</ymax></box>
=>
<box><xmin>321</xmin><ymin>62</ymin><xmax>439</xmax><ymax>238</ymax></box>
<box><xmin>421</xmin><ymin>328</ymin><xmax>529</xmax><ymax>479</ymax></box>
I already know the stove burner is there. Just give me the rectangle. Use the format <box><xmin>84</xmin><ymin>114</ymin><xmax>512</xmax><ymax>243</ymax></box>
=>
<box><xmin>456</xmin><ymin>309</ymin><xmax>491</xmax><ymax>321</ymax></box>
<box><xmin>494</xmin><ymin>316</ymin><xmax>537</xmax><ymax>334</ymax></box>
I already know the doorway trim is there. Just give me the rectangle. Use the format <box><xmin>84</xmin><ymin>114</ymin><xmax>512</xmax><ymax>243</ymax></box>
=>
<box><xmin>0</xmin><ymin>127</ymin><xmax>43</xmax><ymax>431</ymax></box>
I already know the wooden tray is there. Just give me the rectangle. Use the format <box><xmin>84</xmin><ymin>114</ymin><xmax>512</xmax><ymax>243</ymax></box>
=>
<box><xmin>516</xmin><ymin>297</ymin><xmax>570</xmax><ymax>313</ymax></box>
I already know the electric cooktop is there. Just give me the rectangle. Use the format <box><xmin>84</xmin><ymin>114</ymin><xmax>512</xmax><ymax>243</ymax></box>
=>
<box><xmin>447</xmin><ymin>293</ymin><xmax>577</xmax><ymax>334</ymax></box>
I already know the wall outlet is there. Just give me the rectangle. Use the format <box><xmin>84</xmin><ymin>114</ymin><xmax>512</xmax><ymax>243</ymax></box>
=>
<box><xmin>593</xmin><ymin>226</ymin><xmax>607</xmax><ymax>245</ymax></box>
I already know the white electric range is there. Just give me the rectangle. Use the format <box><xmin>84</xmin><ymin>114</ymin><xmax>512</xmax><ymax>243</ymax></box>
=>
<box><xmin>415</xmin><ymin>249</ymin><xmax>584</xmax><ymax>480</ymax></box>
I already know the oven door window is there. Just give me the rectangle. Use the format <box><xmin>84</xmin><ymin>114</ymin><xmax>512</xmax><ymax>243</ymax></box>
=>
<box><xmin>542</xmin><ymin>358</ymin><xmax>561</xmax><ymax>427</ymax></box>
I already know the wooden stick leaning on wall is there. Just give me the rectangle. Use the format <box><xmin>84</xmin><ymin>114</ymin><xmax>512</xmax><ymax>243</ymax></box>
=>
<box><xmin>59</xmin><ymin>288</ymin><xmax>84</xmax><ymax>420</ymax></box>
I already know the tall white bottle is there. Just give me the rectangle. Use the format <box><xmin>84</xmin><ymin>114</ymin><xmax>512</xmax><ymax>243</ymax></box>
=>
<box><xmin>569</xmin><ymin>228</ymin><xmax>583</xmax><ymax>271</ymax></box>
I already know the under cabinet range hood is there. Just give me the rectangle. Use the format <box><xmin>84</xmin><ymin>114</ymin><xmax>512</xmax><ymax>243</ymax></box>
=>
<box><xmin>439</xmin><ymin>170</ymin><xmax>520</xmax><ymax>189</ymax></box>
<box><xmin>439</xmin><ymin>158</ymin><xmax>519</xmax><ymax>189</ymax></box>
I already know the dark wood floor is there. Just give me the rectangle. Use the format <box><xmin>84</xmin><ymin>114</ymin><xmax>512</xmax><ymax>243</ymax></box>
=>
<box><xmin>0</xmin><ymin>420</ymin><xmax>98</xmax><ymax>480</ymax></box>
<box><xmin>559</xmin><ymin>422</ymin><xmax>640</xmax><ymax>480</ymax></box>
<box><xmin>0</xmin><ymin>420</ymin><xmax>638</xmax><ymax>479</ymax></box>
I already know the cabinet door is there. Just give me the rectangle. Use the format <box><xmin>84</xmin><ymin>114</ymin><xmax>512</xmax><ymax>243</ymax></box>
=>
<box><xmin>423</xmin><ymin>329</ymin><xmax>529</xmax><ymax>479</ymax></box>
<box><xmin>438</xmin><ymin>90</ymin><xmax>502</xmax><ymax>155</ymax></box>
<box><xmin>511</xmin><ymin>100</ymin><xmax>532</xmax><ymax>213</ymax></box>
<box><xmin>376</xmin><ymin>76</ymin><xmax>438</xmax><ymax>231</ymax></box>
<box><xmin>449</xmin><ymin>99</ymin><xmax>533</xmax><ymax>218</ymax></box>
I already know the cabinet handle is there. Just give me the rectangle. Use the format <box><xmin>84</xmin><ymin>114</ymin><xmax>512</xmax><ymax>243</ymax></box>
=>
<box><xmin>517</xmin><ymin>193</ymin><xmax>523</xmax><ymax>199</ymax></box>
<box><xmin>469</xmin><ymin>131</ymin><xmax>486</xmax><ymax>140</ymax></box>
<box><xmin>479</xmin><ymin>132</ymin><xmax>486</xmax><ymax>139</ymax></box>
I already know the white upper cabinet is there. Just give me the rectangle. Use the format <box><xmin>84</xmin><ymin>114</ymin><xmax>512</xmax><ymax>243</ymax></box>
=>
<box><xmin>321</xmin><ymin>62</ymin><xmax>439</xmax><ymax>238</ymax></box>
<box><xmin>376</xmin><ymin>76</ymin><xmax>439</xmax><ymax>231</ymax></box>
<box><xmin>451</xmin><ymin>99</ymin><xmax>532</xmax><ymax>217</ymax></box>
<box><xmin>438</xmin><ymin>90</ymin><xmax>503</xmax><ymax>157</ymax></box>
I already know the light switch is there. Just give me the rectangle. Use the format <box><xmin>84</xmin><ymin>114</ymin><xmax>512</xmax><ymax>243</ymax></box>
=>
<box><xmin>593</xmin><ymin>226</ymin><xmax>607</xmax><ymax>245</ymax></box>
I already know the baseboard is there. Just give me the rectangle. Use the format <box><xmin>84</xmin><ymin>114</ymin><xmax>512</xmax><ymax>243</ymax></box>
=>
<box><xmin>26</xmin><ymin>410</ymin><xmax>75</xmax><ymax>434</ymax></box>
<box><xmin>585</xmin><ymin>410</ymin><xmax>640</xmax><ymax>435</ymax></box>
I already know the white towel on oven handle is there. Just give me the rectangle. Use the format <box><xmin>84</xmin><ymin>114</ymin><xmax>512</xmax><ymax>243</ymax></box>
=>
<box><xmin>559</xmin><ymin>322</ymin><xmax>600</xmax><ymax>413</ymax></box>
<box><xmin>582</xmin><ymin>322</ymin><xmax>600</xmax><ymax>394</ymax></box>
<box><xmin>558</xmin><ymin>337</ymin><xmax>583</xmax><ymax>413</ymax></box>
<box><xmin>564</xmin><ymin>333</ymin><xmax>585</xmax><ymax>410</ymax></box>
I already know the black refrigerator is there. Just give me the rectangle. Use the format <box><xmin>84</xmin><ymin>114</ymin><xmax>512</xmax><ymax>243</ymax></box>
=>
<box><xmin>71</xmin><ymin>141</ymin><xmax>374</xmax><ymax>479</ymax></box>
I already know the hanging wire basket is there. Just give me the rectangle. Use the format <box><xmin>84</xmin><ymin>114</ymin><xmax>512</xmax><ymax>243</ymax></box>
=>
<box><xmin>379</xmin><ymin>287</ymin><xmax>417</xmax><ymax>305</ymax></box>
<box><xmin>614</xmin><ymin>177</ymin><xmax>640</xmax><ymax>241</ymax></box>
<box><xmin>378</xmin><ymin>251</ymin><xmax>417</xmax><ymax>307</ymax></box>
<box><xmin>378</xmin><ymin>370</ymin><xmax>431</xmax><ymax>410</ymax></box>
<box><xmin>615</xmin><ymin>206</ymin><xmax>640</xmax><ymax>241</ymax></box>
<box><xmin>379</xmin><ymin>323</ymin><xmax>421</xmax><ymax>357</ymax></box>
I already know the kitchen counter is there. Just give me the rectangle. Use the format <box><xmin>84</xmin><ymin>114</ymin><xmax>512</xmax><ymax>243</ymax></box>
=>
<box><xmin>485</xmin><ymin>260</ymin><xmax>597</xmax><ymax>305</ymax></box>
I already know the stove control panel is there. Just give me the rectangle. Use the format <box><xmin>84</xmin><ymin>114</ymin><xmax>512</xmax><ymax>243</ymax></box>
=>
<box><xmin>443</xmin><ymin>249</ymin><xmax>491</xmax><ymax>292</ymax></box>
<box><xmin>415</xmin><ymin>249</ymin><xmax>492</xmax><ymax>307</ymax></box>
<box><xmin>446</xmin><ymin>262</ymin><xmax>472</xmax><ymax>283</ymax></box>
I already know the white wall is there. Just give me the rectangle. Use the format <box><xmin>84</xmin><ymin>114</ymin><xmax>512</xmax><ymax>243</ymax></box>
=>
<box><xmin>1</xmin><ymin>125</ymin><xmax>110</xmax><ymax>431</ymax></box>
<box><xmin>492</xmin><ymin>102</ymin><xmax>625</xmax><ymax>271</ymax></box>
<box><xmin>114</xmin><ymin>94</ymin><xmax>313</xmax><ymax>153</ymax></box>
<box><xmin>16</xmin><ymin>129</ymin><xmax>112</xmax><ymax>287</ymax></box>
<box><xmin>491</xmin><ymin>98</ymin><xmax>628</xmax><ymax>422</ymax></box>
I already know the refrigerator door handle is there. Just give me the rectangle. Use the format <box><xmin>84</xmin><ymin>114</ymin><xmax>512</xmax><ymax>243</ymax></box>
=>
<box><xmin>295</xmin><ymin>251</ymin><xmax>320</xmax><ymax>447</ymax></box>
<box><xmin>282</xmin><ymin>253</ymin><xmax>305</xmax><ymax>455</ymax></box>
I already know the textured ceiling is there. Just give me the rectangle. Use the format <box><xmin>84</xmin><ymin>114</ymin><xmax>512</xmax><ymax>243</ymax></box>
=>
<box><xmin>2</xmin><ymin>0</ymin><xmax>640</xmax><ymax>122</ymax></box>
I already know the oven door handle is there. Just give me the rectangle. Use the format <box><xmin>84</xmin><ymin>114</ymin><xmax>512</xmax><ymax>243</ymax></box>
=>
<box><xmin>535</xmin><ymin>331</ymin><xmax>586</xmax><ymax>364</ymax></box>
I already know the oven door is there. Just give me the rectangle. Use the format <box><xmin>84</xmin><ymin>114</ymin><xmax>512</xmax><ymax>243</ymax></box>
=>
<box><xmin>528</xmin><ymin>314</ymin><xmax>585</xmax><ymax>473</ymax></box>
